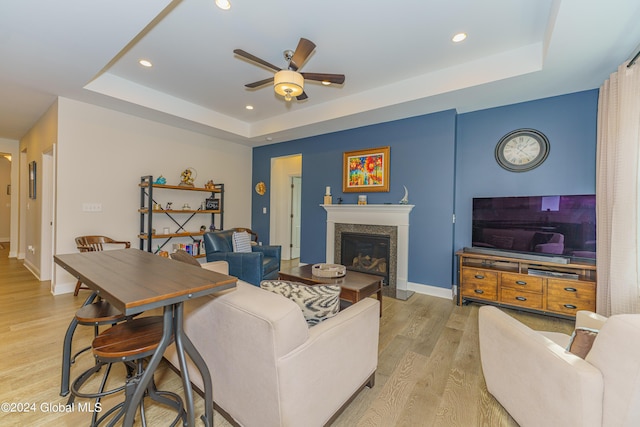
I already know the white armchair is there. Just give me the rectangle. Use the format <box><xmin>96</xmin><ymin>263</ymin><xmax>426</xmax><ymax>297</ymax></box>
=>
<box><xmin>478</xmin><ymin>306</ymin><xmax>640</xmax><ymax>427</ymax></box>
<box><xmin>164</xmin><ymin>261</ymin><xmax>380</xmax><ymax>427</ymax></box>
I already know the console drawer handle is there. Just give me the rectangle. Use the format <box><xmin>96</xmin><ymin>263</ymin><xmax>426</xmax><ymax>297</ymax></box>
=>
<box><xmin>515</xmin><ymin>280</ymin><xmax>527</xmax><ymax>285</ymax></box>
<box><xmin>474</xmin><ymin>289</ymin><xmax>484</xmax><ymax>294</ymax></box>
<box><xmin>515</xmin><ymin>296</ymin><xmax>527</xmax><ymax>301</ymax></box>
<box><xmin>564</xmin><ymin>304</ymin><xmax>577</xmax><ymax>309</ymax></box>
<box><xmin>474</xmin><ymin>274</ymin><xmax>485</xmax><ymax>280</ymax></box>
<box><xmin>564</xmin><ymin>287</ymin><xmax>577</xmax><ymax>292</ymax></box>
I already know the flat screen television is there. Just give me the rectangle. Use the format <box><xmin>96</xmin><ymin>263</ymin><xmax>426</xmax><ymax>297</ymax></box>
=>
<box><xmin>472</xmin><ymin>194</ymin><xmax>596</xmax><ymax>262</ymax></box>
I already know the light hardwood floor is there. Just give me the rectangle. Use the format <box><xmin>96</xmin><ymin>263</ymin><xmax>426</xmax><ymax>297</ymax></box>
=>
<box><xmin>0</xmin><ymin>246</ymin><xmax>573</xmax><ymax>426</ymax></box>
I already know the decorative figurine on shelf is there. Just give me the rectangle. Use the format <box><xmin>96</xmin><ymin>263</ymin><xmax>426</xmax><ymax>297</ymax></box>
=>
<box><xmin>205</xmin><ymin>180</ymin><xmax>216</xmax><ymax>190</ymax></box>
<box><xmin>153</xmin><ymin>203</ymin><xmax>162</xmax><ymax>210</ymax></box>
<box><xmin>154</xmin><ymin>175</ymin><xmax>166</xmax><ymax>185</ymax></box>
<box><xmin>209</xmin><ymin>224</ymin><xmax>216</xmax><ymax>232</ymax></box>
<box><xmin>399</xmin><ymin>185</ymin><xmax>409</xmax><ymax>205</ymax></box>
<box><xmin>179</xmin><ymin>167</ymin><xmax>196</xmax><ymax>187</ymax></box>
<box><xmin>165</xmin><ymin>202</ymin><xmax>173</xmax><ymax>210</ymax></box>
<box><xmin>182</xmin><ymin>203</ymin><xmax>191</xmax><ymax>210</ymax></box>
<box><xmin>200</xmin><ymin>225</ymin><xmax>207</xmax><ymax>232</ymax></box>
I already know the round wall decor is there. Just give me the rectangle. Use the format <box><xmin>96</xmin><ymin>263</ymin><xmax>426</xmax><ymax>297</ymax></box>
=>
<box><xmin>495</xmin><ymin>128</ymin><xmax>550</xmax><ymax>172</ymax></box>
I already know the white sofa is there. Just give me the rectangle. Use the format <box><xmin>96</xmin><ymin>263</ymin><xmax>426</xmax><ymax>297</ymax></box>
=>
<box><xmin>478</xmin><ymin>305</ymin><xmax>640</xmax><ymax>427</ymax></box>
<box><xmin>164</xmin><ymin>261</ymin><xmax>380</xmax><ymax>427</ymax></box>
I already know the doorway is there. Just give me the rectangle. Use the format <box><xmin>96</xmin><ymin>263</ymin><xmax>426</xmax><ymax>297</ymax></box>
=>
<box><xmin>269</xmin><ymin>154</ymin><xmax>302</xmax><ymax>260</ymax></box>
<box><xmin>290</xmin><ymin>176</ymin><xmax>301</xmax><ymax>260</ymax></box>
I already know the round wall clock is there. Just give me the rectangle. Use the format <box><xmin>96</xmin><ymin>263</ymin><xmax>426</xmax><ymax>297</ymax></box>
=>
<box><xmin>495</xmin><ymin>128</ymin><xmax>550</xmax><ymax>172</ymax></box>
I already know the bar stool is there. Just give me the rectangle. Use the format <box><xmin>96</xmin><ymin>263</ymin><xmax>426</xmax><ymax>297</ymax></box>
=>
<box><xmin>61</xmin><ymin>293</ymin><xmax>127</xmax><ymax>397</ymax></box>
<box><xmin>89</xmin><ymin>316</ymin><xmax>186</xmax><ymax>426</ymax></box>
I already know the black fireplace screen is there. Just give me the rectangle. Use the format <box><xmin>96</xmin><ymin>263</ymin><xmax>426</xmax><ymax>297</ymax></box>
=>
<box><xmin>340</xmin><ymin>232</ymin><xmax>390</xmax><ymax>285</ymax></box>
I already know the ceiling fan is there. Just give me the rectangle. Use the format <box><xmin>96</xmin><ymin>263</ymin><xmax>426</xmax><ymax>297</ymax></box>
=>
<box><xmin>234</xmin><ymin>38</ymin><xmax>345</xmax><ymax>101</ymax></box>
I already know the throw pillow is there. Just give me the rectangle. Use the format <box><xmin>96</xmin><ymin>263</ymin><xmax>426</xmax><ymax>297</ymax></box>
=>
<box><xmin>566</xmin><ymin>327</ymin><xmax>599</xmax><ymax>359</ymax></box>
<box><xmin>232</xmin><ymin>231</ymin><xmax>252</xmax><ymax>253</ymax></box>
<box><xmin>260</xmin><ymin>280</ymin><xmax>341</xmax><ymax>326</ymax></box>
<box><xmin>490</xmin><ymin>235</ymin><xmax>514</xmax><ymax>249</ymax></box>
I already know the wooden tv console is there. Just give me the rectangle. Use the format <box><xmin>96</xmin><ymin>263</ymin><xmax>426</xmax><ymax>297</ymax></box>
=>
<box><xmin>456</xmin><ymin>249</ymin><xmax>596</xmax><ymax>319</ymax></box>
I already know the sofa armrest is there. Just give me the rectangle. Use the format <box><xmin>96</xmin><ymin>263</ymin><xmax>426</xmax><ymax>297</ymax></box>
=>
<box><xmin>276</xmin><ymin>298</ymin><xmax>380</xmax><ymax>426</ymax></box>
<box><xmin>201</xmin><ymin>260</ymin><xmax>229</xmax><ymax>274</ymax></box>
<box><xmin>251</xmin><ymin>244</ymin><xmax>281</xmax><ymax>258</ymax></box>
<box><xmin>575</xmin><ymin>310</ymin><xmax>607</xmax><ymax>330</ymax></box>
<box><xmin>479</xmin><ymin>306</ymin><xmax>603</xmax><ymax>427</ymax></box>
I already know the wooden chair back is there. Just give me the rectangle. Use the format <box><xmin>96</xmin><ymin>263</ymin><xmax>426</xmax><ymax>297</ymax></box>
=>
<box><xmin>75</xmin><ymin>236</ymin><xmax>131</xmax><ymax>252</ymax></box>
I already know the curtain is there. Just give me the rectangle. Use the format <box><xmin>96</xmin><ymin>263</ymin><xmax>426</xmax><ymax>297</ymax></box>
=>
<box><xmin>596</xmin><ymin>61</ymin><xmax>640</xmax><ymax>315</ymax></box>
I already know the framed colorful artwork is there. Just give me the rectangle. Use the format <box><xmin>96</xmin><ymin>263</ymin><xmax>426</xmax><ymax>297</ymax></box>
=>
<box><xmin>342</xmin><ymin>146</ymin><xmax>390</xmax><ymax>192</ymax></box>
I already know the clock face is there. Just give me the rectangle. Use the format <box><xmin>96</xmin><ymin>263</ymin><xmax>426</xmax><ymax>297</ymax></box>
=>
<box><xmin>495</xmin><ymin>129</ymin><xmax>549</xmax><ymax>172</ymax></box>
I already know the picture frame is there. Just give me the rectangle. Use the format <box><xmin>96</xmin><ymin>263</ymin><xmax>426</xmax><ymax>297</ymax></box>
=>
<box><xmin>28</xmin><ymin>161</ymin><xmax>36</xmax><ymax>199</ymax></box>
<box><xmin>205</xmin><ymin>197</ymin><xmax>219</xmax><ymax>211</ymax></box>
<box><xmin>343</xmin><ymin>146</ymin><xmax>390</xmax><ymax>193</ymax></box>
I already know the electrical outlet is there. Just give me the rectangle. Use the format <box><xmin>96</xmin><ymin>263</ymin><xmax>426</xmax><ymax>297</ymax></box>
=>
<box><xmin>82</xmin><ymin>203</ymin><xmax>103</xmax><ymax>212</ymax></box>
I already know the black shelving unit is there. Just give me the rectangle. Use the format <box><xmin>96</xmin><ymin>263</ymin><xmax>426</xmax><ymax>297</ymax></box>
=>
<box><xmin>138</xmin><ymin>175</ymin><xmax>224</xmax><ymax>257</ymax></box>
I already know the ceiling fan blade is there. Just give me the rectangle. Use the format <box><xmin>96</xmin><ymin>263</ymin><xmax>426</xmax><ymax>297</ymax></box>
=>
<box><xmin>289</xmin><ymin>38</ymin><xmax>316</xmax><ymax>71</ymax></box>
<box><xmin>296</xmin><ymin>91</ymin><xmax>308</xmax><ymax>101</ymax></box>
<box><xmin>233</xmin><ymin>49</ymin><xmax>281</xmax><ymax>72</ymax></box>
<box><xmin>301</xmin><ymin>73</ymin><xmax>345</xmax><ymax>85</ymax></box>
<box><xmin>245</xmin><ymin>77</ymin><xmax>274</xmax><ymax>88</ymax></box>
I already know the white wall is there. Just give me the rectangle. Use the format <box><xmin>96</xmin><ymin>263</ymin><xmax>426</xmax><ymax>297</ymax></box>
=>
<box><xmin>52</xmin><ymin>98</ymin><xmax>252</xmax><ymax>294</ymax></box>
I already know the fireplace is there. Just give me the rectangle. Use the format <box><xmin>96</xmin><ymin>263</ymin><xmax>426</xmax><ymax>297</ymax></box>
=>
<box><xmin>323</xmin><ymin>204</ymin><xmax>414</xmax><ymax>300</ymax></box>
<box><xmin>340</xmin><ymin>232</ymin><xmax>390</xmax><ymax>286</ymax></box>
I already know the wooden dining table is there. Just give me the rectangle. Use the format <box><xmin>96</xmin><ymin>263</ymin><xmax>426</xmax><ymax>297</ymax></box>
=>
<box><xmin>54</xmin><ymin>248</ymin><xmax>237</xmax><ymax>427</ymax></box>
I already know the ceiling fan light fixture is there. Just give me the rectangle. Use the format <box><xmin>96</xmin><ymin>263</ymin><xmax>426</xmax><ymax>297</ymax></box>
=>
<box><xmin>215</xmin><ymin>0</ymin><xmax>231</xmax><ymax>10</ymax></box>
<box><xmin>274</xmin><ymin>70</ymin><xmax>304</xmax><ymax>100</ymax></box>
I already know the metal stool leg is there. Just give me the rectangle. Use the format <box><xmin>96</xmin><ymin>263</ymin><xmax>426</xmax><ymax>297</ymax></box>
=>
<box><xmin>61</xmin><ymin>292</ymin><xmax>98</xmax><ymax>396</ymax></box>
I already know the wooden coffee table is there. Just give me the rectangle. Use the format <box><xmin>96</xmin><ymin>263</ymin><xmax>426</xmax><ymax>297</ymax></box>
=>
<box><xmin>278</xmin><ymin>264</ymin><xmax>383</xmax><ymax>316</ymax></box>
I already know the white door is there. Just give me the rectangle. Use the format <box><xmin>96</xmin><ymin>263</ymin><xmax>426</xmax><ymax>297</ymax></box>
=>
<box><xmin>40</xmin><ymin>148</ymin><xmax>55</xmax><ymax>281</ymax></box>
<box><xmin>290</xmin><ymin>176</ymin><xmax>301</xmax><ymax>259</ymax></box>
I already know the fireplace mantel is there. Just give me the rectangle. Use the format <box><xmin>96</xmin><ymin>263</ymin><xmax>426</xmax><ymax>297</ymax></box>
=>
<box><xmin>322</xmin><ymin>204</ymin><xmax>414</xmax><ymax>300</ymax></box>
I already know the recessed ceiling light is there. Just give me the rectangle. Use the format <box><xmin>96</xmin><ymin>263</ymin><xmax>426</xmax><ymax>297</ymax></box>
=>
<box><xmin>452</xmin><ymin>33</ymin><xmax>467</xmax><ymax>43</ymax></box>
<box><xmin>139</xmin><ymin>59</ymin><xmax>153</xmax><ymax>67</ymax></box>
<box><xmin>215</xmin><ymin>0</ymin><xmax>231</xmax><ymax>10</ymax></box>
<box><xmin>245</xmin><ymin>105</ymin><xmax>254</xmax><ymax>110</ymax></box>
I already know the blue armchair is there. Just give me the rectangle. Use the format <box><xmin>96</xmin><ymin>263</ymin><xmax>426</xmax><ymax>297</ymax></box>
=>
<box><xmin>203</xmin><ymin>230</ymin><xmax>281</xmax><ymax>286</ymax></box>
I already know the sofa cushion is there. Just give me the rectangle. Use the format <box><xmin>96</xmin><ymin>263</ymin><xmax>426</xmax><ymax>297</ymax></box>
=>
<box><xmin>567</xmin><ymin>327</ymin><xmax>599</xmax><ymax>359</ymax></box>
<box><xmin>260</xmin><ymin>280</ymin><xmax>341</xmax><ymax>326</ymax></box>
<box><xmin>232</xmin><ymin>231</ymin><xmax>252</xmax><ymax>253</ymax></box>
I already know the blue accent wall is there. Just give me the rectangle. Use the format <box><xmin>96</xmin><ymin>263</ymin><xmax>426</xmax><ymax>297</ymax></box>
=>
<box><xmin>252</xmin><ymin>89</ymin><xmax>599</xmax><ymax>290</ymax></box>
<box><xmin>454</xmin><ymin>90</ymin><xmax>599</xmax><ymax>255</ymax></box>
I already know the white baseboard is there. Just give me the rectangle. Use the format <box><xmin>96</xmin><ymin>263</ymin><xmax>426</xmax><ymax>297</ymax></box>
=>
<box><xmin>23</xmin><ymin>259</ymin><xmax>40</xmax><ymax>280</ymax></box>
<box><xmin>407</xmin><ymin>281</ymin><xmax>453</xmax><ymax>300</ymax></box>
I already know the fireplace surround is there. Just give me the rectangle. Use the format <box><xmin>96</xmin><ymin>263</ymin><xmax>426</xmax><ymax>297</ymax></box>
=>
<box><xmin>323</xmin><ymin>204</ymin><xmax>414</xmax><ymax>300</ymax></box>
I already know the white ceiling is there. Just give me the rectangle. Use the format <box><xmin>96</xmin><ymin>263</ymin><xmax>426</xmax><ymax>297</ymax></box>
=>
<box><xmin>1</xmin><ymin>0</ymin><xmax>639</xmax><ymax>147</ymax></box>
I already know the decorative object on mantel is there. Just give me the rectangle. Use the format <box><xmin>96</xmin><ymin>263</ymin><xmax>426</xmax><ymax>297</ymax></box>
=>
<box><xmin>399</xmin><ymin>185</ymin><xmax>409</xmax><ymax>204</ymax></box>
<box><xmin>255</xmin><ymin>181</ymin><xmax>266</xmax><ymax>195</ymax></box>
<box><xmin>312</xmin><ymin>263</ymin><xmax>346</xmax><ymax>278</ymax></box>
<box><xmin>179</xmin><ymin>167</ymin><xmax>197</xmax><ymax>187</ymax></box>
<box><xmin>358</xmin><ymin>195</ymin><xmax>367</xmax><ymax>205</ymax></box>
<box><xmin>204</xmin><ymin>180</ymin><xmax>216</xmax><ymax>190</ymax></box>
<box><xmin>324</xmin><ymin>186</ymin><xmax>332</xmax><ymax>205</ymax></box>
<box><xmin>343</xmin><ymin>146</ymin><xmax>390</xmax><ymax>193</ymax></box>
<box><xmin>337</xmin><ymin>197</ymin><xmax>343</xmax><ymax>204</ymax></box>
<box><xmin>154</xmin><ymin>175</ymin><xmax>166</xmax><ymax>185</ymax></box>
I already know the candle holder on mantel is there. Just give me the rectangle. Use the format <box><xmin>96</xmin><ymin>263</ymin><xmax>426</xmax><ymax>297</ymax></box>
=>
<box><xmin>323</xmin><ymin>186</ymin><xmax>332</xmax><ymax>205</ymax></box>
